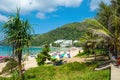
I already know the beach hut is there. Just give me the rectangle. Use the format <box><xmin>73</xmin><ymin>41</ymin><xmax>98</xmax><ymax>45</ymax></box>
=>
<box><xmin>52</xmin><ymin>54</ymin><xmax>60</xmax><ymax>60</ymax></box>
<box><xmin>60</xmin><ymin>52</ymin><xmax>71</xmax><ymax>58</ymax></box>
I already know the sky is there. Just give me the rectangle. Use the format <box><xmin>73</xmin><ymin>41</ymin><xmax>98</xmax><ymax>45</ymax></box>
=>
<box><xmin>0</xmin><ymin>0</ymin><xmax>110</xmax><ymax>37</ymax></box>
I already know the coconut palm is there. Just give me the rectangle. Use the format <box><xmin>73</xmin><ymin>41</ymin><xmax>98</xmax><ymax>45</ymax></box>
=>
<box><xmin>95</xmin><ymin>0</ymin><xmax>120</xmax><ymax>58</ymax></box>
<box><xmin>3</xmin><ymin>9</ymin><xmax>32</xmax><ymax>80</ymax></box>
<box><xmin>86</xmin><ymin>19</ymin><xmax>120</xmax><ymax>58</ymax></box>
<box><xmin>80</xmin><ymin>30</ymin><xmax>103</xmax><ymax>59</ymax></box>
<box><xmin>96</xmin><ymin>1</ymin><xmax>113</xmax><ymax>29</ymax></box>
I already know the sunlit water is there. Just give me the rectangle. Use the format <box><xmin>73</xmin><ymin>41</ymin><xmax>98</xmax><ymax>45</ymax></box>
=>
<box><xmin>0</xmin><ymin>46</ymin><xmax>68</xmax><ymax>56</ymax></box>
<box><xmin>0</xmin><ymin>46</ymin><xmax>42</xmax><ymax>56</ymax></box>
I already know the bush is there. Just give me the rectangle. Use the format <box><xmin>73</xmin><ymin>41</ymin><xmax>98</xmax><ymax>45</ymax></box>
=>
<box><xmin>2</xmin><ymin>58</ymin><xmax>10</xmax><ymax>62</ymax></box>
<box><xmin>23</xmin><ymin>62</ymin><xmax>110</xmax><ymax>80</ymax></box>
<box><xmin>1</xmin><ymin>59</ymin><xmax>18</xmax><ymax>73</ymax></box>
<box><xmin>36</xmin><ymin>44</ymin><xmax>51</xmax><ymax>66</ymax></box>
<box><xmin>2</xmin><ymin>58</ymin><xmax>15</xmax><ymax>62</ymax></box>
<box><xmin>36</xmin><ymin>53</ymin><xmax>46</xmax><ymax>65</ymax></box>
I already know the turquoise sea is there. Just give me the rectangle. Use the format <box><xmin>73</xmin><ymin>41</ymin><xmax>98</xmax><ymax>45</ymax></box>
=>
<box><xmin>0</xmin><ymin>46</ymin><xmax>66</xmax><ymax>56</ymax></box>
<box><xmin>0</xmin><ymin>46</ymin><xmax>43</xmax><ymax>56</ymax></box>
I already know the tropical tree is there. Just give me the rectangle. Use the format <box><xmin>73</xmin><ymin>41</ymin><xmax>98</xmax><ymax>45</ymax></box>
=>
<box><xmin>85</xmin><ymin>19</ymin><xmax>120</xmax><ymax>58</ymax></box>
<box><xmin>36</xmin><ymin>44</ymin><xmax>51</xmax><ymax>65</ymax></box>
<box><xmin>80</xmin><ymin>30</ymin><xmax>103</xmax><ymax>59</ymax></box>
<box><xmin>3</xmin><ymin>9</ymin><xmax>32</xmax><ymax>80</ymax></box>
<box><xmin>95</xmin><ymin>0</ymin><xmax>120</xmax><ymax>58</ymax></box>
<box><xmin>96</xmin><ymin>1</ymin><xmax>113</xmax><ymax>29</ymax></box>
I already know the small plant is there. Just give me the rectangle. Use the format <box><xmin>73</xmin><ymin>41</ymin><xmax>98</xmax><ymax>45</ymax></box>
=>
<box><xmin>36</xmin><ymin>53</ymin><xmax>46</xmax><ymax>65</ymax></box>
<box><xmin>12</xmin><ymin>70</ymin><xmax>19</xmax><ymax>80</ymax></box>
<box><xmin>1</xmin><ymin>58</ymin><xmax>18</xmax><ymax>74</ymax></box>
<box><xmin>2</xmin><ymin>58</ymin><xmax>10</xmax><ymax>62</ymax></box>
<box><xmin>36</xmin><ymin>44</ymin><xmax>51</xmax><ymax>65</ymax></box>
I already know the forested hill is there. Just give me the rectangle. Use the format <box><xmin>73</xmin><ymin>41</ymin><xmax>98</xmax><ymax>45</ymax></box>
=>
<box><xmin>0</xmin><ymin>19</ymin><xmax>93</xmax><ymax>46</ymax></box>
<box><xmin>31</xmin><ymin>21</ymin><xmax>88</xmax><ymax>46</ymax></box>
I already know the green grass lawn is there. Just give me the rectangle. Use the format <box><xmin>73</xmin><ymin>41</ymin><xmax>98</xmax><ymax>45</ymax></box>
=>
<box><xmin>76</xmin><ymin>49</ymin><xmax>108</xmax><ymax>58</ymax></box>
<box><xmin>23</xmin><ymin>62</ymin><xmax>110</xmax><ymax>80</ymax></box>
<box><xmin>0</xmin><ymin>62</ymin><xmax>110</xmax><ymax>80</ymax></box>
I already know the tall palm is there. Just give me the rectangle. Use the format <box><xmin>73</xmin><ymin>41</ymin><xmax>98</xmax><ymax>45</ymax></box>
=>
<box><xmin>80</xmin><ymin>31</ymin><xmax>102</xmax><ymax>59</ymax></box>
<box><xmin>95</xmin><ymin>0</ymin><xmax>120</xmax><ymax>58</ymax></box>
<box><xmin>86</xmin><ymin>19</ymin><xmax>120</xmax><ymax>58</ymax></box>
<box><xmin>96</xmin><ymin>1</ymin><xmax>113</xmax><ymax>29</ymax></box>
<box><xmin>3</xmin><ymin>9</ymin><xmax>32</xmax><ymax>80</ymax></box>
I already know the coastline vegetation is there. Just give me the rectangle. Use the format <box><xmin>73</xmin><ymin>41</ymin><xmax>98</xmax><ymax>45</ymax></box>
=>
<box><xmin>0</xmin><ymin>0</ymin><xmax>120</xmax><ymax>80</ymax></box>
<box><xmin>0</xmin><ymin>62</ymin><xmax>110</xmax><ymax>80</ymax></box>
<box><xmin>22</xmin><ymin>62</ymin><xmax>110</xmax><ymax>80</ymax></box>
<box><xmin>2</xmin><ymin>9</ymin><xmax>32</xmax><ymax>80</ymax></box>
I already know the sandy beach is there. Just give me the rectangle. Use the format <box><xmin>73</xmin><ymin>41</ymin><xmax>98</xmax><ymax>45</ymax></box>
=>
<box><xmin>0</xmin><ymin>62</ymin><xmax>7</xmax><ymax>72</ymax></box>
<box><xmin>0</xmin><ymin>47</ymin><xmax>83</xmax><ymax>77</ymax></box>
<box><xmin>23</xmin><ymin>56</ymin><xmax>38</xmax><ymax>70</ymax></box>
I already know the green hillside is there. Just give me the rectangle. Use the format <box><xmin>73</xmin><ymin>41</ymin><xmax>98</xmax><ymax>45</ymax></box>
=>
<box><xmin>31</xmin><ymin>22</ymin><xmax>87</xmax><ymax>46</ymax></box>
<box><xmin>0</xmin><ymin>19</ymin><xmax>94</xmax><ymax>46</ymax></box>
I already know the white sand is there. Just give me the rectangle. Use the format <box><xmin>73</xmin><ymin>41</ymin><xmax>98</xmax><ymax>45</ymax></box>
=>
<box><xmin>0</xmin><ymin>47</ymin><xmax>82</xmax><ymax>74</ymax></box>
<box><xmin>23</xmin><ymin>56</ymin><xmax>38</xmax><ymax>70</ymax></box>
<box><xmin>0</xmin><ymin>62</ymin><xmax>7</xmax><ymax>72</ymax></box>
<box><xmin>66</xmin><ymin>47</ymin><xmax>83</xmax><ymax>57</ymax></box>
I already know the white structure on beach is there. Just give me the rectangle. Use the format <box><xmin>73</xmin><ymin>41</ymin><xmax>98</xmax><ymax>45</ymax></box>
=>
<box><xmin>54</xmin><ymin>39</ymin><xmax>73</xmax><ymax>47</ymax></box>
<box><xmin>54</xmin><ymin>40</ymin><xmax>65</xmax><ymax>44</ymax></box>
<box><xmin>60</xmin><ymin>40</ymin><xmax>72</xmax><ymax>47</ymax></box>
<box><xmin>73</xmin><ymin>40</ymin><xmax>78</xmax><ymax>43</ymax></box>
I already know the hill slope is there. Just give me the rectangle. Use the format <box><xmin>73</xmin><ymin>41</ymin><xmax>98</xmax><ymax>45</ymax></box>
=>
<box><xmin>0</xmin><ymin>19</ymin><xmax>95</xmax><ymax>46</ymax></box>
<box><xmin>31</xmin><ymin>22</ymin><xmax>87</xmax><ymax>46</ymax></box>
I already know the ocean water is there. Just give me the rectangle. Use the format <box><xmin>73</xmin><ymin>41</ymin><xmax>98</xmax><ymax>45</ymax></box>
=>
<box><xmin>0</xmin><ymin>46</ymin><xmax>69</xmax><ymax>56</ymax></box>
<box><xmin>0</xmin><ymin>46</ymin><xmax>42</xmax><ymax>56</ymax></box>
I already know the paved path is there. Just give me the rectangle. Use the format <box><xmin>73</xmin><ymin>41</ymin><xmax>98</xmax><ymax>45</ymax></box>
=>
<box><xmin>111</xmin><ymin>65</ymin><xmax>120</xmax><ymax>80</ymax></box>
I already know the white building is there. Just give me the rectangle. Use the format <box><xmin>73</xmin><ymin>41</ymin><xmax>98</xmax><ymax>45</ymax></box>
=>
<box><xmin>60</xmin><ymin>40</ymin><xmax>72</xmax><ymax>47</ymax></box>
<box><xmin>73</xmin><ymin>40</ymin><xmax>78</xmax><ymax>43</ymax></box>
<box><xmin>54</xmin><ymin>39</ymin><xmax>73</xmax><ymax>47</ymax></box>
<box><xmin>54</xmin><ymin>40</ymin><xmax>65</xmax><ymax>44</ymax></box>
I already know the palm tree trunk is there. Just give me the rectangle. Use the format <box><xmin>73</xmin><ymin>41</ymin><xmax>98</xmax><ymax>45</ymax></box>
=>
<box><xmin>114</xmin><ymin>39</ymin><xmax>118</xmax><ymax>58</ymax></box>
<box><xmin>12</xmin><ymin>47</ymin><xmax>15</xmax><ymax>58</ymax></box>
<box><xmin>17</xmin><ymin>49</ymin><xmax>23</xmax><ymax>80</ymax></box>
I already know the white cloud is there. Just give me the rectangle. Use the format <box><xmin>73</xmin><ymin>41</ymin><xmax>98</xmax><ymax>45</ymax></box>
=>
<box><xmin>0</xmin><ymin>0</ymin><xmax>83</xmax><ymax>19</ymax></box>
<box><xmin>0</xmin><ymin>14</ymin><xmax>8</xmax><ymax>22</ymax></box>
<box><xmin>36</xmin><ymin>12</ymin><xmax>46</xmax><ymax>19</ymax></box>
<box><xmin>90</xmin><ymin>0</ymin><xmax>110</xmax><ymax>11</ymax></box>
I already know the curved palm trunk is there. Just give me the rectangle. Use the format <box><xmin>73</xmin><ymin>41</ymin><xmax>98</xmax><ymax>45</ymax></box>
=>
<box><xmin>15</xmin><ymin>41</ymin><xmax>23</xmax><ymax>80</ymax></box>
<box><xmin>12</xmin><ymin>47</ymin><xmax>14</xmax><ymax>57</ymax></box>
<box><xmin>17</xmin><ymin>50</ymin><xmax>22</xmax><ymax>80</ymax></box>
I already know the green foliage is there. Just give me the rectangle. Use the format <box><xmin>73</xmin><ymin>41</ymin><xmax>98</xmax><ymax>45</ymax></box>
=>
<box><xmin>2</xmin><ymin>58</ymin><xmax>10</xmax><ymax>62</ymax></box>
<box><xmin>2</xmin><ymin>9</ymin><xmax>32</xmax><ymax>79</ymax></box>
<box><xmin>1</xmin><ymin>59</ymin><xmax>18</xmax><ymax>73</ymax></box>
<box><xmin>0</xmin><ymin>77</ymin><xmax>12</xmax><ymax>80</ymax></box>
<box><xmin>31</xmin><ymin>22</ymin><xmax>87</xmax><ymax>46</ymax></box>
<box><xmin>76</xmin><ymin>52</ymin><xmax>89</xmax><ymax>57</ymax></box>
<box><xmin>36</xmin><ymin>44</ymin><xmax>51</xmax><ymax>65</ymax></box>
<box><xmin>95</xmin><ymin>0</ymin><xmax>120</xmax><ymax>57</ymax></box>
<box><xmin>12</xmin><ymin>70</ymin><xmax>20</xmax><ymax>80</ymax></box>
<box><xmin>76</xmin><ymin>49</ymin><xmax>108</xmax><ymax>58</ymax></box>
<box><xmin>52</xmin><ymin>43</ymin><xmax>60</xmax><ymax>47</ymax></box>
<box><xmin>23</xmin><ymin>62</ymin><xmax>110</xmax><ymax>80</ymax></box>
<box><xmin>73</xmin><ymin>42</ymin><xmax>81</xmax><ymax>47</ymax></box>
<box><xmin>36</xmin><ymin>53</ymin><xmax>46</xmax><ymax>65</ymax></box>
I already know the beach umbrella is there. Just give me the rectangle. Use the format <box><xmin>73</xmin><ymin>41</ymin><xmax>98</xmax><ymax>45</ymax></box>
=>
<box><xmin>52</xmin><ymin>54</ymin><xmax>60</xmax><ymax>60</ymax></box>
<box><xmin>61</xmin><ymin>53</ymin><xmax>71</xmax><ymax>58</ymax></box>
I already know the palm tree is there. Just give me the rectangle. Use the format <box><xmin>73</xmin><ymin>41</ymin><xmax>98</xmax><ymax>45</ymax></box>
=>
<box><xmin>3</xmin><ymin>9</ymin><xmax>32</xmax><ymax>80</ymax></box>
<box><xmin>80</xmin><ymin>31</ymin><xmax>102</xmax><ymax>60</ymax></box>
<box><xmin>86</xmin><ymin>19</ymin><xmax>120</xmax><ymax>58</ymax></box>
<box><xmin>96</xmin><ymin>1</ymin><xmax>113</xmax><ymax>29</ymax></box>
<box><xmin>95</xmin><ymin>0</ymin><xmax>120</xmax><ymax>58</ymax></box>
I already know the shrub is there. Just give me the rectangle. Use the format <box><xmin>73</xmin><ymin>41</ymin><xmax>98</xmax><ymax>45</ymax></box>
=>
<box><xmin>36</xmin><ymin>53</ymin><xmax>46</xmax><ymax>65</ymax></box>
<box><xmin>2</xmin><ymin>58</ymin><xmax>9</xmax><ymax>62</ymax></box>
<box><xmin>1</xmin><ymin>59</ymin><xmax>18</xmax><ymax>73</ymax></box>
<box><xmin>36</xmin><ymin>44</ymin><xmax>51</xmax><ymax>65</ymax></box>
